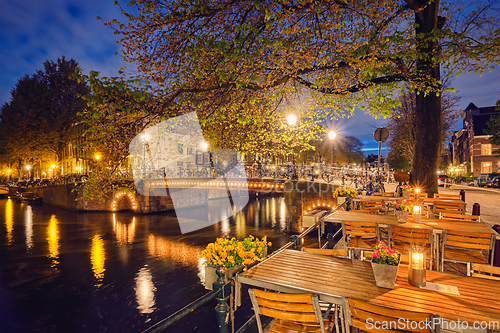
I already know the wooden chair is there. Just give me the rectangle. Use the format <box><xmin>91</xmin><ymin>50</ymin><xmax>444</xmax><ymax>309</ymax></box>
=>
<box><xmin>471</xmin><ymin>263</ymin><xmax>500</xmax><ymax>281</ymax></box>
<box><xmin>359</xmin><ymin>199</ymin><xmax>387</xmax><ymax>214</ymax></box>
<box><xmin>440</xmin><ymin>212</ymin><xmax>480</xmax><ymax>222</ymax></box>
<box><xmin>410</xmin><ymin>192</ymin><xmax>428</xmax><ymax>200</ymax></box>
<box><xmin>434</xmin><ymin>200</ymin><xmax>464</xmax><ymax>216</ymax></box>
<box><xmin>303</xmin><ymin>248</ymin><xmax>349</xmax><ymax>258</ymax></box>
<box><xmin>373</xmin><ymin>192</ymin><xmax>394</xmax><ymax>197</ymax></box>
<box><xmin>434</xmin><ymin>193</ymin><xmax>461</xmax><ymax>200</ymax></box>
<box><xmin>388</xmin><ymin>225</ymin><xmax>434</xmax><ymax>270</ymax></box>
<box><xmin>343</xmin><ymin>221</ymin><xmax>379</xmax><ymax>260</ymax></box>
<box><xmin>343</xmin><ymin>297</ymin><xmax>439</xmax><ymax>333</ymax></box>
<box><xmin>248</xmin><ymin>289</ymin><xmax>335</xmax><ymax>333</ymax></box>
<box><xmin>442</xmin><ymin>230</ymin><xmax>496</xmax><ymax>275</ymax></box>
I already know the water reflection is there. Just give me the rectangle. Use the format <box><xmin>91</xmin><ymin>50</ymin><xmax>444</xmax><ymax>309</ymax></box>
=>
<box><xmin>25</xmin><ymin>205</ymin><xmax>33</xmax><ymax>251</ymax></box>
<box><xmin>148</xmin><ymin>234</ymin><xmax>201</xmax><ymax>267</ymax></box>
<box><xmin>5</xmin><ymin>199</ymin><xmax>13</xmax><ymax>245</ymax></box>
<box><xmin>47</xmin><ymin>215</ymin><xmax>59</xmax><ymax>267</ymax></box>
<box><xmin>280</xmin><ymin>200</ymin><xmax>286</xmax><ymax>230</ymax></box>
<box><xmin>113</xmin><ymin>214</ymin><xmax>136</xmax><ymax>246</ymax></box>
<box><xmin>234</xmin><ymin>211</ymin><xmax>247</xmax><ymax>240</ymax></box>
<box><xmin>135</xmin><ymin>266</ymin><xmax>156</xmax><ymax>314</ymax></box>
<box><xmin>221</xmin><ymin>215</ymin><xmax>230</xmax><ymax>236</ymax></box>
<box><xmin>91</xmin><ymin>234</ymin><xmax>105</xmax><ymax>288</ymax></box>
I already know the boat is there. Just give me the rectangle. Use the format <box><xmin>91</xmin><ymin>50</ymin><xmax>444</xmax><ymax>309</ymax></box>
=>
<box><xmin>20</xmin><ymin>192</ymin><xmax>43</xmax><ymax>205</ymax></box>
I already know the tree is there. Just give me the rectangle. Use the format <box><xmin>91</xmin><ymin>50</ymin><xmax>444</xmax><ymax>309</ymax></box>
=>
<box><xmin>87</xmin><ymin>0</ymin><xmax>499</xmax><ymax>195</ymax></box>
<box><xmin>0</xmin><ymin>57</ymin><xmax>89</xmax><ymax>170</ymax></box>
<box><xmin>387</xmin><ymin>79</ymin><xmax>461</xmax><ymax>169</ymax></box>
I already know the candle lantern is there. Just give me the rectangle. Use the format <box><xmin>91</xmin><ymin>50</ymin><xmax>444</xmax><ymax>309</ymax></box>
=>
<box><xmin>413</xmin><ymin>204</ymin><xmax>422</xmax><ymax>223</ymax></box>
<box><xmin>415</xmin><ymin>188</ymin><xmax>421</xmax><ymax>201</ymax></box>
<box><xmin>408</xmin><ymin>229</ymin><xmax>426</xmax><ymax>287</ymax></box>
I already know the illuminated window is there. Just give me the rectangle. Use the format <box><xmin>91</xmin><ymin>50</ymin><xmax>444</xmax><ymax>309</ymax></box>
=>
<box><xmin>481</xmin><ymin>162</ymin><xmax>492</xmax><ymax>173</ymax></box>
<box><xmin>481</xmin><ymin>144</ymin><xmax>492</xmax><ymax>155</ymax></box>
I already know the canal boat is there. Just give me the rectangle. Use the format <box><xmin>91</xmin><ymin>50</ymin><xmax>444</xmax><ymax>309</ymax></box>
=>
<box><xmin>20</xmin><ymin>192</ymin><xmax>43</xmax><ymax>205</ymax></box>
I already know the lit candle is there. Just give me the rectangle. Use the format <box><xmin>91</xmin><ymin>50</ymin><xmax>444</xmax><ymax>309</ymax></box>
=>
<box><xmin>413</xmin><ymin>205</ymin><xmax>422</xmax><ymax>223</ymax></box>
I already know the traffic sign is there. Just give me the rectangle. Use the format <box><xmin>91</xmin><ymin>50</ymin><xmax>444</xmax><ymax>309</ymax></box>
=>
<box><xmin>374</xmin><ymin>127</ymin><xmax>390</xmax><ymax>143</ymax></box>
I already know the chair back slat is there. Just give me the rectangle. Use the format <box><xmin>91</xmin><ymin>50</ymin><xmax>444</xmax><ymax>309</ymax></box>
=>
<box><xmin>471</xmin><ymin>263</ymin><xmax>500</xmax><ymax>280</ymax></box>
<box><xmin>440</xmin><ymin>212</ymin><xmax>479</xmax><ymax>222</ymax></box>
<box><xmin>249</xmin><ymin>289</ymin><xmax>326</xmax><ymax>333</ymax></box>
<box><xmin>471</xmin><ymin>263</ymin><xmax>500</xmax><ymax>275</ymax></box>
<box><xmin>373</xmin><ymin>192</ymin><xmax>394</xmax><ymax>197</ymax></box>
<box><xmin>346</xmin><ymin>298</ymin><xmax>437</xmax><ymax>333</ymax></box>
<box><xmin>389</xmin><ymin>225</ymin><xmax>430</xmax><ymax>247</ymax></box>
<box><xmin>344</xmin><ymin>221</ymin><xmax>377</xmax><ymax>238</ymax></box>
<box><xmin>435</xmin><ymin>193</ymin><xmax>461</xmax><ymax>200</ymax></box>
<box><xmin>445</xmin><ymin>241</ymin><xmax>490</xmax><ymax>250</ymax></box>
<box><xmin>444</xmin><ymin>231</ymin><xmax>493</xmax><ymax>251</ymax></box>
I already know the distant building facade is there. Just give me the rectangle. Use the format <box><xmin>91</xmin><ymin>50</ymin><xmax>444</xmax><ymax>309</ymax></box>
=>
<box><xmin>451</xmin><ymin>102</ymin><xmax>500</xmax><ymax>177</ymax></box>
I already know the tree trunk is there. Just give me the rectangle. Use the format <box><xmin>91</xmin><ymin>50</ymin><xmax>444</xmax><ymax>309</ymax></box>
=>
<box><xmin>411</xmin><ymin>0</ymin><xmax>442</xmax><ymax>196</ymax></box>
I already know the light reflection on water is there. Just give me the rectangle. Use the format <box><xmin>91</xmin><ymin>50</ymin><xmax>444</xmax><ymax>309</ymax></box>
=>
<box><xmin>47</xmin><ymin>215</ymin><xmax>59</xmax><ymax>267</ymax></box>
<box><xmin>148</xmin><ymin>234</ymin><xmax>202</xmax><ymax>267</ymax></box>
<box><xmin>91</xmin><ymin>234</ymin><xmax>105</xmax><ymax>288</ymax></box>
<box><xmin>25</xmin><ymin>205</ymin><xmax>33</xmax><ymax>251</ymax></box>
<box><xmin>5</xmin><ymin>198</ymin><xmax>13</xmax><ymax>245</ymax></box>
<box><xmin>135</xmin><ymin>266</ymin><xmax>156</xmax><ymax>314</ymax></box>
<box><xmin>113</xmin><ymin>214</ymin><xmax>136</xmax><ymax>246</ymax></box>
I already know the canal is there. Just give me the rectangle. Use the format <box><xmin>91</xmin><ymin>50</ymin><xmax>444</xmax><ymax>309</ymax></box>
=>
<box><xmin>0</xmin><ymin>196</ymin><xmax>295</xmax><ymax>333</ymax></box>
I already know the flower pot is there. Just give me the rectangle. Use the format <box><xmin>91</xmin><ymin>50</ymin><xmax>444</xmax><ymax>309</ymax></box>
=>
<box><xmin>371</xmin><ymin>257</ymin><xmax>400</xmax><ymax>289</ymax></box>
<box><xmin>395</xmin><ymin>210</ymin><xmax>409</xmax><ymax>223</ymax></box>
<box><xmin>402</xmin><ymin>191</ymin><xmax>410</xmax><ymax>199</ymax></box>
<box><xmin>337</xmin><ymin>196</ymin><xmax>347</xmax><ymax>205</ymax></box>
<box><xmin>204</xmin><ymin>265</ymin><xmax>244</xmax><ymax>290</ymax></box>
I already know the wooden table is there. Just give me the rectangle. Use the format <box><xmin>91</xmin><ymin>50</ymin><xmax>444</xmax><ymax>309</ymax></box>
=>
<box><xmin>236</xmin><ymin>249</ymin><xmax>500</xmax><ymax>328</ymax></box>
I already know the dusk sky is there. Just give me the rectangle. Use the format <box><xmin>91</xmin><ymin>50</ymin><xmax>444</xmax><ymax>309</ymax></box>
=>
<box><xmin>1</xmin><ymin>0</ymin><xmax>499</xmax><ymax>155</ymax></box>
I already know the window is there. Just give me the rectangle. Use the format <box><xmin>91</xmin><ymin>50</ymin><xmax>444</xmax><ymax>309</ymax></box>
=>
<box><xmin>481</xmin><ymin>162</ymin><xmax>492</xmax><ymax>173</ymax></box>
<box><xmin>481</xmin><ymin>144</ymin><xmax>492</xmax><ymax>155</ymax></box>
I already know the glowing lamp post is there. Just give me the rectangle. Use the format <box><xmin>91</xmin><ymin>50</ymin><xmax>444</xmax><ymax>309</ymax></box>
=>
<box><xmin>26</xmin><ymin>165</ymin><xmax>31</xmax><ymax>179</ymax></box>
<box><xmin>408</xmin><ymin>230</ymin><xmax>426</xmax><ymax>287</ymax></box>
<box><xmin>287</xmin><ymin>114</ymin><xmax>298</xmax><ymax>180</ymax></box>
<box><xmin>328</xmin><ymin>131</ymin><xmax>336</xmax><ymax>166</ymax></box>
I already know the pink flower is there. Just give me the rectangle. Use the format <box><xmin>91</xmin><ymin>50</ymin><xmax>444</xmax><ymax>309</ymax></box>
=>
<box><xmin>373</xmin><ymin>249</ymin><xmax>381</xmax><ymax>258</ymax></box>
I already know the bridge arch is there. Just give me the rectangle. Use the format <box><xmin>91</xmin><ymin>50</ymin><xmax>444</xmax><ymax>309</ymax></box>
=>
<box><xmin>112</xmin><ymin>191</ymin><xmax>138</xmax><ymax>212</ymax></box>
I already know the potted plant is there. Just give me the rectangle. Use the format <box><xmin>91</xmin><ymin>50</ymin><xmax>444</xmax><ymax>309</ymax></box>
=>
<box><xmin>200</xmin><ymin>235</ymin><xmax>271</xmax><ymax>290</ymax></box>
<box><xmin>401</xmin><ymin>184</ymin><xmax>412</xmax><ymax>198</ymax></box>
<box><xmin>371</xmin><ymin>241</ymin><xmax>401</xmax><ymax>289</ymax></box>
<box><xmin>332</xmin><ymin>186</ymin><xmax>357</xmax><ymax>205</ymax></box>
<box><xmin>389</xmin><ymin>199</ymin><xmax>413</xmax><ymax>223</ymax></box>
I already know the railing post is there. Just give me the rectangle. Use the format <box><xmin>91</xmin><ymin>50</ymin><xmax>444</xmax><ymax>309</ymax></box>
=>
<box><xmin>214</xmin><ymin>266</ymin><xmax>230</xmax><ymax>333</ymax></box>
<box><xmin>290</xmin><ymin>235</ymin><xmax>300</xmax><ymax>250</ymax></box>
<box><xmin>472</xmin><ymin>203</ymin><xmax>480</xmax><ymax>216</ymax></box>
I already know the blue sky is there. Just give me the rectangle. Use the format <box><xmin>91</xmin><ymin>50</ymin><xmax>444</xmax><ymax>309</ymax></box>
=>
<box><xmin>1</xmin><ymin>0</ymin><xmax>499</xmax><ymax>155</ymax></box>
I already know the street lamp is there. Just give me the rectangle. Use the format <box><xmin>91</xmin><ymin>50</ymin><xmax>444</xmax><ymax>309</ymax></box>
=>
<box><xmin>287</xmin><ymin>114</ymin><xmax>298</xmax><ymax>180</ymax></box>
<box><xmin>328</xmin><ymin>130</ymin><xmax>336</xmax><ymax>166</ymax></box>
<box><xmin>26</xmin><ymin>165</ymin><xmax>31</xmax><ymax>179</ymax></box>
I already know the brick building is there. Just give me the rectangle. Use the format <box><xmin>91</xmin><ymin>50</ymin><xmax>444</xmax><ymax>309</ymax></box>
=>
<box><xmin>451</xmin><ymin>102</ymin><xmax>500</xmax><ymax>177</ymax></box>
